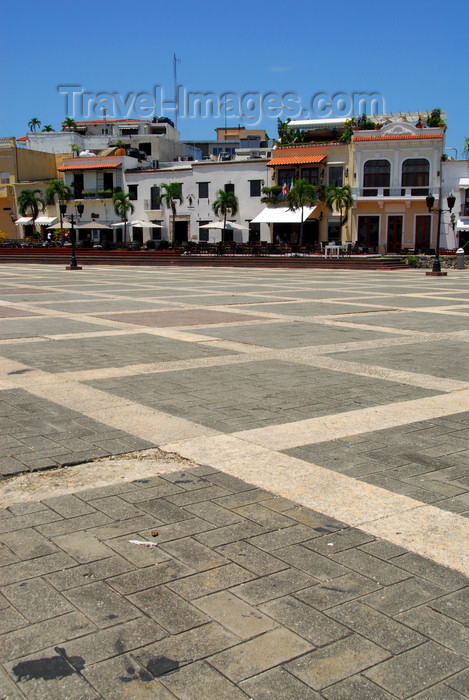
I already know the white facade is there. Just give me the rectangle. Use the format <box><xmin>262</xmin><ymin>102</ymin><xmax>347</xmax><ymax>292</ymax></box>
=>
<box><xmin>125</xmin><ymin>154</ymin><xmax>272</xmax><ymax>244</ymax></box>
<box><xmin>441</xmin><ymin>159</ymin><xmax>469</xmax><ymax>249</ymax></box>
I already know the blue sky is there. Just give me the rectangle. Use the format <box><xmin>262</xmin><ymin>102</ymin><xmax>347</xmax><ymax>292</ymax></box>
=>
<box><xmin>2</xmin><ymin>0</ymin><xmax>467</xmax><ymax>155</ymax></box>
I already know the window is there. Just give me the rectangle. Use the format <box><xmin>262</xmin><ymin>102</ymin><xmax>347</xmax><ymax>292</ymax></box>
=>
<box><xmin>301</xmin><ymin>168</ymin><xmax>319</xmax><ymax>185</ymax></box>
<box><xmin>250</xmin><ymin>180</ymin><xmax>262</xmax><ymax>197</ymax></box>
<box><xmin>175</xmin><ymin>183</ymin><xmax>183</xmax><ymax>197</ymax></box>
<box><xmin>73</xmin><ymin>173</ymin><xmax>84</xmax><ymax>198</ymax></box>
<box><xmin>327</xmin><ymin>221</ymin><xmax>341</xmax><ymax>242</ymax></box>
<box><xmin>139</xmin><ymin>142</ymin><xmax>152</xmax><ymax>156</ymax></box>
<box><xmin>465</xmin><ymin>189</ymin><xmax>469</xmax><ymax>216</ymax></box>
<box><xmin>363</xmin><ymin>160</ymin><xmax>390</xmax><ymax>195</ymax></box>
<box><xmin>198</xmin><ymin>182</ymin><xmax>209</xmax><ymax>199</ymax></box>
<box><xmin>128</xmin><ymin>185</ymin><xmax>138</xmax><ymax>201</ymax></box>
<box><xmin>0</xmin><ymin>172</ymin><xmax>9</xmax><ymax>184</ymax></box>
<box><xmin>401</xmin><ymin>159</ymin><xmax>429</xmax><ymax>195</ymax></box>
<box><xmin>198</xmin><ymin>221</ymin><xmax>210</xmax><ymax>242</ymax></box>
<box><xmin>328</xmin><ymin>166</ymin><xmax>344</xmax><ymax>187</ymax></box>
<box><xmin>103</xmin><ymin>172</ymin><xmax>114</xmax><ymax>191</ymax></box>
<box><xmin>278</xmin><ymin>169</ymin><xmax>295</xmax><ymax>190</ymax></box>
<box><xmin>150</xmin><ymin>186</ymin><xmax>160</xmax><ymax>209</ymax></box>
<box><xmin>224</xmin><ymin>183</ymin><xmax>235</xmax><ymax>194</ymax></box>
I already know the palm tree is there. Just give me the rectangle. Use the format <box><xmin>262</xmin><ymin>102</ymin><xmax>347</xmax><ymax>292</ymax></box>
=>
<box><xmin>325</xmin><ymin>185</ymin><xmax>354</xmax><ymax>235</ymax></box>
<box><xmin>285</xmin><ymin>179</ymin><xmax>318</xmax><ymax>246</ymax></box>
<box><xmin>17</xmin><ymin>189</ymin><xmax>46</xmax><ymax>239</ymax></box>
<box><xmin>62</xmin><ymin>117</ymin><xmax>77</xmax><ymax>132</ymax></box>
<box><xmin>159</xmin><ymin>183</ymin><xmax>183</xmax><ymax>244</ymax></box>
<box><xmin>70</xmin><ymin>144</ymin><xmax>80</xmax><ymax>158</ymax></box>
<box><xmin>464</xmin><ymin>137</ymin><xmax>469</xmax><ymax>158</ymax></box>
<box><xmin>212</xmin><ymin>189</ymin><xmax>239</xmax><ymax>242</ymax></box>
<box><xmin>28</xmin><ymin>117</ymin><xmax>41</xmax><ymax>132</ymax></box>
<box><xmin>112</xmin><ymin>191</ymin><xmax>135</xmax><ymax>245</ymax></box>
<box><xmin>46</xmin><ymin>179</ymin><xmax>72</xmax><ymax>240</ymax></box>
<box><xmin>42</xmin><ymin>125</ymin><xmax>54</xmax><ymax>132</ymax></box>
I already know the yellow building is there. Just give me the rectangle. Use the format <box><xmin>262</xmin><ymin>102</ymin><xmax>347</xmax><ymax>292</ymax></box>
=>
<box><xmin>0</xmin><ymin>137</ymin><xmax>60</xmax><ymax>239</ymax></box>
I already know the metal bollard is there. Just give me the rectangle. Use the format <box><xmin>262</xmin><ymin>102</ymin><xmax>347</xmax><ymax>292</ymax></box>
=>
<box><xmin>457</xmin><ymin>248</ymin><xmax>465</xmax><ymax>270</ymax></box>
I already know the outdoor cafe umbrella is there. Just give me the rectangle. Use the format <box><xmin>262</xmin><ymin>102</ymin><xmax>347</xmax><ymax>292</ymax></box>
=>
<box><xmin>199</xmin><ymin>221</ymin><xmax>248</xmax><ymax>231</ymax></box>
<box><xmin>76</xmin><ymin>222</ymin><xmax>113</xmax><ymax>230</ymax></box>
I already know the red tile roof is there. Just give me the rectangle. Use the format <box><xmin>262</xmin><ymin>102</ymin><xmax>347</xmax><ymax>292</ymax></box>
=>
<box><xmin>354</xmin><ymin>134</ymin><xmax>443</xmax><ymax>142</ymax></box>
<box><xmin>268</xmin><ymin>154</ymin><xmax>326</xmax><ymax>166</ymax></box>
<box><xmin>58</xmin><ymin>161</ymin><xmax>121</xmax><ymax>171</ymax></box>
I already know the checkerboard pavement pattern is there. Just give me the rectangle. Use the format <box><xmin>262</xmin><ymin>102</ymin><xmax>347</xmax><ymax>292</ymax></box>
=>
<box><xmin>0</xmin><ymin>265</ymin><xmax>468</xmax><ymax>697</ymax></box>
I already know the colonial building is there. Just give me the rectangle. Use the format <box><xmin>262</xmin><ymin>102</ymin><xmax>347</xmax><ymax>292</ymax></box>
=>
<box><xmin>351</xmin><ymin>121</ymin><xmax>445</xmax><ymax>253</ymax></box>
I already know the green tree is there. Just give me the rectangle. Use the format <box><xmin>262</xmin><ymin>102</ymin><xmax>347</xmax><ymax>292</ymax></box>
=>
<box><xmin>159</xmin><ymin>183</ymin><xmax>183</xmax><ymax>244</ymax></box>
<box><xmin>17</xmin><ymin>189</ymin><xmax>46</xmax><ymax>239</ymax></box>
<box><xmin>463</xmin><ymin>137</ymin><xmax>469</xmax><ymax>157</ymax></box>
<box><xmin>28</xmin><ymin>117</ymin><xmax>41</xmax><ymax>132</ymax></box>
<box><xmin>42</xmin><ymin>125</ymin><xmax>54</xmax><ymax>132</ymax></box>
<box><xmin>324</xmin><ymin>185</ymin><xmax>354</xmax><ymax>235</ymax></box>
<box><xmin>70</xmin><ymin>144</ymin><xmax>80</xmax><ymax>157</ymax></box>
<box><xmin>276</xmin><ymin>118</ymin><xmax>303</xmax><ymax>146</ymax></box>
<box><xmin>212</xmin><ymin>189</ymin><xmax>239</xmax><ymax>242</ymax></box>
<box><xmin>62</xmin><ymin>117</ymin><xmax>77</xmax><ymax>131</ymax></box>
<box><xmin>285</xmin><ymin>179</ymin><xmax>318</xmax><ymax>246</ymax></box>
<box><xmin>46</xmin><ymin>179</ymin><xmax>73</xmax><ymax>240</ymax></box>
<box><xmin>112</xmin><ymin>191</ymin><xmax>135</xmax><ymax>245</ymax></box>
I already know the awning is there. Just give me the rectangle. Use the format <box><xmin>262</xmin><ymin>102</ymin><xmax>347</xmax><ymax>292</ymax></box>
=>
<box><xmin>35</xmin><ymin>216</ymin><xmax>57</xmax><ymax>226</ymax></box>
<box><xmin>458</xmin><ymin>178</ymin><xmax>469</xmax><ymax>188</ymax></box>
<box><xmin>15</xmin><ymin>217</ymin><xmax>33</xmax><ymax>225</ymax></box>
<box><xmin>251</xmin><ymin>206</ymin><xmax>318</xmax><ymax>224</ymax></box>
<box><xmin>456</xmin><ymin>220</ymin><xmax>469</xmax><ymax>231</ymax></box>
<box><xmin>267</xmin><ymin>155</ymin><xmax>326</xmax><ymax>166</ymax></box>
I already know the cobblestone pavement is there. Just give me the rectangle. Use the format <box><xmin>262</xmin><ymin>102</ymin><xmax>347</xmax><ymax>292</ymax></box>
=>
<box><xmin>0</xmin><ymin>265</ymin><xmax>468</xmax><ymax>699</ymax></box>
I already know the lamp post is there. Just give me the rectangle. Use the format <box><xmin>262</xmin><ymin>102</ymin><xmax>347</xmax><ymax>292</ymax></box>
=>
<box><xmin>425</xmin><ymin>192</ymin><xmax>456</xmax><ymax>276</ymax></box>
<box><xmin>60</xmin><ymin>202</ymin><xmax>84</xmax><ymax>270</ymax></box>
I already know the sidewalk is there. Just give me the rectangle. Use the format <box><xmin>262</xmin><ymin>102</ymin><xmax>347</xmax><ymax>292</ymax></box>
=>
<box><xmin>0</xmin><ymin>265</ymin><xmax>468</xmax><ymax>698</ymax></box>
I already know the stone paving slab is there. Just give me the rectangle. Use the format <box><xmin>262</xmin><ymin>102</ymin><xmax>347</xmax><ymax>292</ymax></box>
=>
<box><xmin>0</xmin><ymin>467</ymin><xmax>466</xmax><ymax>699</ymax></box>
<box><xmin>284</xmin><ymin>412</ymin><xmax>469</xmax><ymax>517</ymax></box>
<box><xmin>0</xmin><ymin>389</ymin><xmax>155</xmax><ymax>475</ymax></box>
<box><xmin>1</xmin><ymin>266</ymin><xmax>469</xmax><ymax>698</ymax></box>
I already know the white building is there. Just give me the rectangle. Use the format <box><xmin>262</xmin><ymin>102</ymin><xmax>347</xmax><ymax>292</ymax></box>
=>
<box><xmin>441</xmin><ymin>159</ymin><xmax>469</xmax><ymax>249</ymax></box>
<box><xmin>124</xmin><ymin>147</ymin><xmax>272</xmax><ymax>245</ymax></box>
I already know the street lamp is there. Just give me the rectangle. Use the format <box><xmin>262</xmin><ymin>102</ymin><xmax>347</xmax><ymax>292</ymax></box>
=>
<box><xmin>425</xmin><ymin>192</ymin><xmax>456</xmax><ymax>275</ymax></box>
<box><xmin>60</xmin><ymin>202</ymin><xmax>84</xmax><ymax>270</ymax></box>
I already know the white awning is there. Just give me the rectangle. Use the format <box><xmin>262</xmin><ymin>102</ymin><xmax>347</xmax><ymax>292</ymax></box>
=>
<box><xmin>251</xmin><ymin>206</ymin><xmax>318</xmax><ymax>224</ymax></box>
<box><xmin>458</xmin><ymin>178</ymin><xmax>469</xmax><ymax>188</ymax></box>
<box><xmin>15</xmin><ymin>217</ymin><xmax>33</xmax><ymax>225</ymax></box>
<box><xmin>457</xmin><ymin>220</ymin><xmax>469</xmax><ymax>231</ymax></box>
<box><xmin>35</xmin><ymin>216</ymin><xmax>57</xmax><ymax>226</ymax></box>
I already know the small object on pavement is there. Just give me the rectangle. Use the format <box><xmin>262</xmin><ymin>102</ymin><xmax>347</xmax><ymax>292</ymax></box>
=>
<box><xmin>129</xmin><ymin>539</ymin><xmax>159</xmax><ymax>548</ymax></box>
<box><xmin>151</xmin><ymin>530</ymin><xmax>159</xmax><ymax>537</ymax></box>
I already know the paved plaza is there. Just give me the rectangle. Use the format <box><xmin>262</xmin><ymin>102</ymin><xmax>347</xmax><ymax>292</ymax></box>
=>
<box><xmin>0</xmin><ymin>264</ymin><xmax>468</xmax><ymax>699</ymax></box>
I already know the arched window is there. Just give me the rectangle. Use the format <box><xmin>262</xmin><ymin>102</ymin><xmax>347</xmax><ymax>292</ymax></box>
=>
<box><xmin>363</xmin><ymin>160</ymin><xmax>390</xmax><ymax>196</ymax></box>
<box><xmin>401</xmin><ymin>159</ymin><xmax>429</xmax><ymax>195</ymax></box>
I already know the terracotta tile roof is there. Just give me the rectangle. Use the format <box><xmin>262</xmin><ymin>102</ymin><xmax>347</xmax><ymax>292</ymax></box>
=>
<box><xmin>268</xmin><ymin>154</ymin><xmax>326</xmax><ymax>166</ymax></box>
<box><xmin>354</xmin><ymin>134</ymin><xmax>443</xmax><ymax>142</ymax></box>
<box><xmin>58</xmin><ymin>161</ymin><xmax>121</xmax><ymax>171</ymax></box>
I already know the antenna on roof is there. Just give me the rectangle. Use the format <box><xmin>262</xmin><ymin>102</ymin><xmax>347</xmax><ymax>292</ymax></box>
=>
<box><xmin>173</xmin><ymin>53</ymin><xmax>181</xmax><ymax>130</ymax></box>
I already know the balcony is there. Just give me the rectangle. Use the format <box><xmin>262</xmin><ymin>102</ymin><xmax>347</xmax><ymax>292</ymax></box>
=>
<box><xmin>73</xmin><ymin>189</ymin><xmax>115</xmax><ymax>200</ymax></box>
<box><xmin>144</xmin><ymin>200</ymin><xmax>163</xmax><ymax>215</ymax></box>
<box><xmin>353</xmin><ymin>186</ymin><xmax>440</xmax><ymax>200</ymax></box>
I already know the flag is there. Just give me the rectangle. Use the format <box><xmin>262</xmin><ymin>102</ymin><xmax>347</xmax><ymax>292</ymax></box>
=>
<box><xmin>282</xmin><ymin>181</ymin><xmax>287</xmax><ymax>200</ymax></box>
<box><xmin>290</xmin><ymin>179</ymin><xmax>294</xmax><ymax>192</ymax></box>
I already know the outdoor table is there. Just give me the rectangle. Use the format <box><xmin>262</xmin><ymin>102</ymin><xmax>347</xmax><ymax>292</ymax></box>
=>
<box><xmin>324</xmin><ymin>244</ymin><xmax>342</xmax><ymax>258</ymax></box>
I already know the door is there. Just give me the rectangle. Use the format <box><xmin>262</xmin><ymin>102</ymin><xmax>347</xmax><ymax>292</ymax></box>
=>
<box><xmin>387</xmin><ymin>216</ymin><xmax>403</xmax><ymax>253</ymax></box>
<box><xmin>357</xmin><ymin>216</ymin><xmax>379</xmax><ymax>250</ymax></box>
<box><xmin>415</xmin><ymin>215</ymin><xmax>431</xmax><ymax>252</ymax></box>
<box><xmin>174</xmin><ymin>220</ymin><xmax>188</xmax><ymax>243</ymax></box>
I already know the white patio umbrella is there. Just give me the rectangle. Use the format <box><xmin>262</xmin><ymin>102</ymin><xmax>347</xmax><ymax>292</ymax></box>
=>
<box><xmin>128</xmin><ymin>219</ymin><xmax>162</xmax><ymax>228</ymax></box>
<box><xmin>76</xmin><ymin>221</ymin><xmax>113</xmax><ymax>230</ymax></box>
<box><xmin>199</xmin><ymin>221</ymin><xmax>249</xmax><ymax>231</ymax></box>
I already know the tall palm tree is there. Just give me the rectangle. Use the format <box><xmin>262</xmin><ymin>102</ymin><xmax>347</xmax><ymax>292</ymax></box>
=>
<box><xmin>112</xmin><ymin>191</ymin><xmax>135</xmax><ymax>245</ymax></box>
<box><xmin>46</xmin><ymin>179</ymin><xmax>73</xmax><ymax>240</ymax></box>
<box><xmin>325</xmin><ymin>185</ymin><xmax>354</xmax><ymax>235</ymax></box>
<box><xmin>17</xmin><ymin>189</ymin><xmax>46</xmax><ymax>239</ymax></box>
<box><xmin>42</xmin><ymin>125</ymin><xmax>54</xmax><ymax>132</ymax></box>
<box><xmin>28</xmin><ymin>117</ymin><xmax>41</xmax><ymax>132</ymax></box>
<box><xmin>62</xmin><ymin>117</ymin><xmax>77</xmax><ymax>132</ymax></box>
<box><xmin>212</xmin><ymin>189</ymin><xmax>239</xmax><ymax>242</ymax></box>
<box><xmin>159</xmin><ymin>183</ymin><xmax>183</xmax><ymax>244</ymax></box>
<box><xmin>285</xmin><ymin>179</ymin><xmax>318</xmax><ymax>246</ymax></box>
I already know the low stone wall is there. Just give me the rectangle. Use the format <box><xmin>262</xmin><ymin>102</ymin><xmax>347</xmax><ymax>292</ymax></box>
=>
<box><xmin>396</xmin><ymin>254</ymin><xmax>469</xmax><ymax>270</ymax></box>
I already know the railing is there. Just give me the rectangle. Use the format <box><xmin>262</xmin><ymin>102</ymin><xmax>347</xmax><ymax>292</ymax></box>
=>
<box><xmin>144</xmin><ymin>200</ymin><xmax>163</xmax><ymax>213</ymax></box>
<box><xmin>353</xmin><ymin>186</ymin><xmax>439</xmax><ymax>199</ymax></box>
<box><xmin>73</xmin><ymin>190</ymin><xmax>114</xmax><ymax>200</ymax></box>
